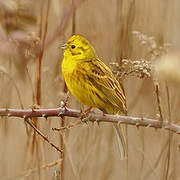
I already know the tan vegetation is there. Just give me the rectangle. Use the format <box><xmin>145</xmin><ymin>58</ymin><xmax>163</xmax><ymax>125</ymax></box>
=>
<box><xmin>0</xmin><ymin>0</ymin><xmax>180</xmax><ymax>180</ymax></box>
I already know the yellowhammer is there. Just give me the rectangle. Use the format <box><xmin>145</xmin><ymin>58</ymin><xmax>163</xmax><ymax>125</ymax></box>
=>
<box><xmin>61</xmin><ymin>35</ymin><xmax>127</xmax><ymax>159</ymax></box>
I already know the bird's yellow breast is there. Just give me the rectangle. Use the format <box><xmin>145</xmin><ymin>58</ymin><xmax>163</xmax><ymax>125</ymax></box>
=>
<box><xmin>62</xmin><ymin>57</ymin><xmax>106</xmax><ymax>109</ymax></box>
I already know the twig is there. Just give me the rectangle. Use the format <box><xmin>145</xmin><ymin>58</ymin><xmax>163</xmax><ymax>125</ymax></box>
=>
<box><xmin>2</xmin><ymin>159</ymin><xmax>62</xmax><ymax>180</ymax></box>
<box><xmin>25</xmin><ymin>118</ymin><xmax>63</xmax><ymax>153</ymax></box>
<box><xmin>52</xmin><ymin>121</ymin><xmax>82</xmax><ymax>131</ymax></box>
<box><xmin>165</xmin><ymin>85</ymin><xmax>172</xmax><ymax>180</ymax></box>
<box><xmin>0</xmin><ymin>107</ymin><xmax>180</xmax><ymax>135</ymax></box>
<box><xmin>155</xmin><ymin>82</ymin><xmax>163</xmax><ymax>121</ymax></box>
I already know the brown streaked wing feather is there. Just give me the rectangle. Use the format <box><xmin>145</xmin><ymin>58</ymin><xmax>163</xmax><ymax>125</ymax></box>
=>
<box><xmin>83</xmin><ymin>58</ymin><xmax>127</xmax><ymax>114</ymax></box>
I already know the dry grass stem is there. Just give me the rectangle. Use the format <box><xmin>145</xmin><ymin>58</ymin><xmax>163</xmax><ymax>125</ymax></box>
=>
<box><xmin>2</xmin><ymin>159</ymin><xmax>62</xmax><ymax>180</ymax></box>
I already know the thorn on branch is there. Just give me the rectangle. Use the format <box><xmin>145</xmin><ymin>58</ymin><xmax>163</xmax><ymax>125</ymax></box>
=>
<box><xmin>42</xmin><ymin>114</ymin><xmax>47</xmax><ymax>120</ymax></box>
<box><xmin>60</xmin><ymin>91</ymin><xmax>70</xmax><ymax>108</ymax></box>
<box><xmin>146</xmin><ymin>124</ymin><xmax>152</xmax><ymax>128</ymax></box>
<box><xmin>60</xmin><ymin>101</ymin><xmax>65</xmax><ymax>108</ymax></box>
<box><xmin>58</xmin><ymin>107</ymin><xmax>66</xmax><ymax>118</ymax></box>
<box><xmin>96</xmin><ymin>118</ymin><xmax>100</xmax><ymax>127</ymax></box>
<box><xmin>7</xmin><ymin>113</ymin><xmax>11</xmax><ymax>117</ymax></box>
<box><xmin>115</xmin><ymin>114</ymin><xmax>120</xmax><ymax>118</ymax></box>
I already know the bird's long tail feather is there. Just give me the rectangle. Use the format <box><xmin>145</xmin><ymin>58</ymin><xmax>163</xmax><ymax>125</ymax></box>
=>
<box><xmin>113</xmin><ymin>123</ymin><xmax>127</xmax><ymax>160</ymax></box>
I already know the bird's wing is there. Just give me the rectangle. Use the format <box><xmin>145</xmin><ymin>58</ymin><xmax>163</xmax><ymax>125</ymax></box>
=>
<box><xmin>83</xmin><ymin>58</ymin><xmax>127</xmax><ymax>114</ymax></box>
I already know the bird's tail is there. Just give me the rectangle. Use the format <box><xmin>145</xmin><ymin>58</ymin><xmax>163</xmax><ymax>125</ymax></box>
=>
<box><xmin>113</xmin><ymin>123</ymin><xmax>127</xmax><ymax>160</ymax></box>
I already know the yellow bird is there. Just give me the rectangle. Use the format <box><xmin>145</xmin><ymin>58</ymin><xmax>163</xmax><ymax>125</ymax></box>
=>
<box><xmin>61</xmin><ymin>35</ymin><xmax>127</xmax><ymax>159</ymax></box>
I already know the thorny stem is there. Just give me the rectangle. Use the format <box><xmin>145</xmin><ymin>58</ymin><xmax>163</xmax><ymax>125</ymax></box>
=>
<box><xmin>0</xmin><ymin>107</ymin><xmax>180</xmax><ymax>135</ymax></box>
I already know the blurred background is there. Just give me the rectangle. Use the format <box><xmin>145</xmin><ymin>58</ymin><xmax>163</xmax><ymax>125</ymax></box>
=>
<box><xmin>0</xmin><ymin>0</ymin><xmax>180</xmax><ymax>179</ymax></box>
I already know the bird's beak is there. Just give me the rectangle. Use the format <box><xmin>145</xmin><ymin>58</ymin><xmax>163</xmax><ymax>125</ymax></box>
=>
<box><xmin>61</xmin><ymin>44</ymin><xmax>67</xmax><ymax>50</ymax></box>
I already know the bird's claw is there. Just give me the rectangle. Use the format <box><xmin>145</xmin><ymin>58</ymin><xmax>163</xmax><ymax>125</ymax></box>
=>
<box><xmin>80</xmin><ymin>107</ymin><xmax>92</xmax><ymax>124</ymax></box>
<box><xmin>29</xmin><ymin>104</ymin><xmax>40</xmax><ymax>111</ymax></box>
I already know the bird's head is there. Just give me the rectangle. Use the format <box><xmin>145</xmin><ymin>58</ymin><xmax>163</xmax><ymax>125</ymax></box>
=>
<box><xmin>61</xmin><ymin>35</ymin><xmax>96</xmax><ymax>61</ymax></box>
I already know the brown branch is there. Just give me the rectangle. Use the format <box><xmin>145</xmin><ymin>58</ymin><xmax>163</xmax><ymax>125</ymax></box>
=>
<box><xmin>25</xmin><ymin>118</ymin><xmax>63</xmax><ymax>153</ymax></box>
<box><xmin>0</xmin><ymin>107</ymin><xmax>180</xmax><ymax>134</ymax></box>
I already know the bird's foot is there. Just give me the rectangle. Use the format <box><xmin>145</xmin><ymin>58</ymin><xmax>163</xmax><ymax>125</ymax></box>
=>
<box><xmin>29</xmin><ymin>104</ymin><xmax>40</xmax><ymax>111</ymax></box>
<box><xmin>80</xmin><ymin>107</ymin><xmax>92</xmax><ymax>123</ymax></box>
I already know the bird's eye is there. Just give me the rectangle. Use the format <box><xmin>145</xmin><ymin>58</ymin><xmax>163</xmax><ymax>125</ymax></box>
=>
<box><xmin>71</xmin><ymin>45</ymin><xmax>76</xmax><ymax>49</ymax></box>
